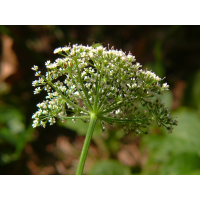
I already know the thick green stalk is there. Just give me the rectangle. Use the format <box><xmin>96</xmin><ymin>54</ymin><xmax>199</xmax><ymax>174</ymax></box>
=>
<box><xmin>76</xmin><ymin>113</ymin><xmax>97</xmax><ymax>175</ymax></box>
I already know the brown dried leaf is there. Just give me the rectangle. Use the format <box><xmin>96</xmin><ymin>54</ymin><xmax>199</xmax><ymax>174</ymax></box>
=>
<box><xmin>0</xmin><ymin>34</ymin><xmax>18</xmax><ymax>82</ymax></box>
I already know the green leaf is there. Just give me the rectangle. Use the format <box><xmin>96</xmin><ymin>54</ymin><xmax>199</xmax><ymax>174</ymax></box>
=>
<box><xmin>58</xmin><ymin>119</ymin><xmax>102</xmax><ymax>136</ymax></box>
<box><xmin>89</xmin><ymin>159</ymin><xmax>131</xmax><ymax>175</ymax></box>
<box><xmin>0</xmin><ymin>105</ymin><xmax>34</xmax><ymax>165</ymax></box>
<box><xmin>161</xmin><ymin>153</ymin><xmax>200</xmax><ymax>175</ymax></box>
<box><xmin>141</xmin><ymin>107</ymin><xmax>200</xmax><ymax>174</ymax></box>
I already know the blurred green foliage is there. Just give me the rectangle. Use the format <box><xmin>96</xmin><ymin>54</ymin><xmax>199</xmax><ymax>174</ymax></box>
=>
<box><xmin>141</xmin><ymin>108</ymin><xmax>200</xmax><ymax>175</ymax></box>
<box><xmin>58</xmin><ymin>118</ymin><xmax>102</xmax><ymax>137</ymax></box>
<box><xmin>1</xmin><ymin>25</ymin><xmax>200</xmax><ymax>175</ymax></box>
<box><xmin>0</xmin><ymin>104</ymin><xmax>34</xmax><ymax>165</ymax></box>
<box><xmin>90</xmin><ymin>159</ymin><xmax>131</xmax><ymax>175</ymax></box>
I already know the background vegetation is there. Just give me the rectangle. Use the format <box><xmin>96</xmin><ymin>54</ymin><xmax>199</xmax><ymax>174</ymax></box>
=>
<box><xmin>0</xmin><ymin>25</ymin><xmax>200</xmax><ymax>175</ymax></box>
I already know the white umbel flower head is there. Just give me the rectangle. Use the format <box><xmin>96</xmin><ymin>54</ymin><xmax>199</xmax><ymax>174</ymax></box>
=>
<box><xmin>32</xmin><ymin>43</ymin><xmax>177</xmax><ymax>134</ymax></box>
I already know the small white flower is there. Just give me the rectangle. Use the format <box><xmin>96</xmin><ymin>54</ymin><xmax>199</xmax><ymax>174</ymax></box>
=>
<box><xmin>80</xmin><ymin>52</ymin><xmax>86</xmax><ymax>57</ymax></box>
<box><xmin>31</xmin><ymin>65</ymin><xmax>38</xmax><ymax>71</ymax></box>
<box><xmin>74</xmin><ymin>91</ymin><xmax>79</xmax><ymax>95</ymax></box>
<box><xmin>54</xmin><ymin>47</ymin><xmax>62</xmax><ymax>54</ymax></box>
<box><xmin>46</xmin><ymin>63</ymin><xmax>57</xmax><ymax>69</ymax></box>
<box><xmin>32</xmin><ymin>80</ymin><xmax>38</xmax><ymax>87</ymax></box>
<box><xmin>115</xmin><ymin>109</ymin><xmax>121</xmax><ymax>114</ymax></box>
<box><xmin>34</xmin><ymin>87</ymin><xmax>41</xmax><ymax>95</ymax></box>
<box><xmin>45</xmin><ymin>60</ymin><xmax>51</xmax><ymax>66</ymax></box>
<box><xmin>162</xmin><ymin>83</ymin><xmax>169</xmax><ymax>90</ymax></box>
<box><xmin>62</xmin><ymin>46</ymin><xmax>71</xmax><ymax>51</ymax></box>
<box><xmin>35</xmin><ymin>71</ymin><xmax>41</xmax><ymax>76</ymax></box>
<box><xmin>127</xmin><ymin>54</ymin><xmax>136</xmax><ymax>62</ymax></box>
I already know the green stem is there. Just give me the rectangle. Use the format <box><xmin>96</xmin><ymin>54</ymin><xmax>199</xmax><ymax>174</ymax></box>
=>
<box><xmin>74</xmin><ymin>59</ymin><xmax>93</xmax><ymax>111</ymax></box>
<box><xmin>101</xmin><ymin>97</ymin><xmax>138</xmax><ymax>115</ymax></box>
<box><xmin>60</xmin><ymin>116</ymin><xmax>90</xmax><ymax>120</ymax></box>
<box><xmin>94</xmin><ymin>61</ymin><xmax>104</xmax><ymax>110</ymax></box>
<box><xmin>99</xmin><ymin>116</ymin><xmax>148</xmax><ymax>123</ymax></box>
<box><xmin>68</xmin><ymin>70</ymin><xmax>92</xmax><ymax>111</ymax></box>
<box><xmin>98</xmin><ymin>69</ymin><xmax>120</xmax><ymax>110</ymax></box>
<box><xmin>76</xmin><ymin>113</ymin><xmax>97</xmax><ymax>175</ymax></box>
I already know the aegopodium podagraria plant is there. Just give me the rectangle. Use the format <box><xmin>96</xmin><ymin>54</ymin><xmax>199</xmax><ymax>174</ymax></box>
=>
<box><xmin>32</xmin><ymin>43</ymin><xmax>178</xmax><ymax>175</ymax></box>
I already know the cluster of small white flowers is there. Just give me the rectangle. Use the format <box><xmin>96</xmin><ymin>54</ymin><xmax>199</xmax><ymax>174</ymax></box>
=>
<box><xmin>32</xmin><ymin>43</ymin><xmax>177</xmax><ymax>134</ymax></box>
